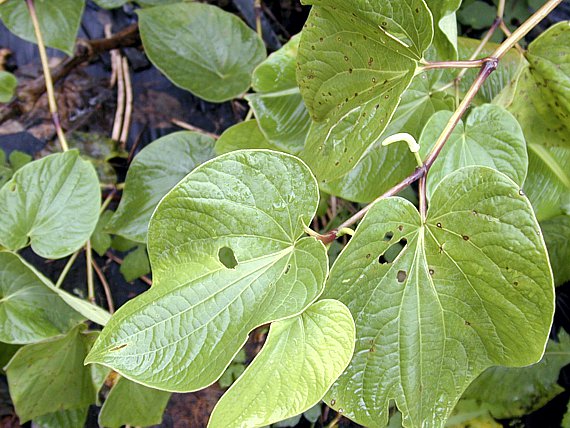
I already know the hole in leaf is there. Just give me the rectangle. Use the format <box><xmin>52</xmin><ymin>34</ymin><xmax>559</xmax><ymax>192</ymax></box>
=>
<box><xmin>110</xmin><ymin>343</ymin><xmax>128</xmax><ymax>352</ymax></box>
<box><xmin>397</xmin><ymin>270</ymin><xmax>407</xmax><ymax>282</ymax></box>
<box><xmin>462</xmin><ymin>235</ymin><xmax>470</xmax><ymax>241</ymax></box>
<box><xmin>383</xmin><ymin>231</ymin><xmax>394</xmax><ymax>241</ymax></box>
<box><xmin>218</xmin><ymin>247</ymin><xmax>238</xmax><ymax>269</ymax></box>
<box><xmin>284</xmin><ymin>264</ymin><xmax>291</xmax><ymax>274</ymax></box>
<box><xmin>378</xmin><ymin>238</ymin><xmax>407</xmax><ymax>264</ymax></box>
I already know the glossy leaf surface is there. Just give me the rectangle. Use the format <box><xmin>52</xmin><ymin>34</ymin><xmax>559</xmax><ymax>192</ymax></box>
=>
<box><xmin>0</xmin><ymin>252</ymin><xmax>84</xmax><ymax>344</ymax></box>
<box><xmin>6</xmin><ymin>327</ymin><xmax>99</xmax><ymax>422</ymax></box>
<box><xmin>0</xmin><ymin>150</ymin><xmax>100</xmax><ymax>259</ymax></box>
<box><xmin>323</xmin><ymin>166</ymin><xmax>554</xmax><ymax>427</ymax></box>
<box><xmin>138</xmin><ymin>2</ymin><xmax>266</xmax><ymax>102</ymax></box>
<box><xmin>297</xmin><ymin>0</ymin><xmax>433</xmax><ymax>181</ymax></box>
<box><xmin>502</xmin><ymin>21</ymin><xmax>570</xmax><ymax>148</ymax></box>
<box><xmin>208</xmin><ymin>299</ymin><xmax>355</xmax><ymax>428</ymax></box>
<box><xmin>247</xmin><ymin>35</ymin><xmax>310</xmax><ymax>154</ymax></box>
<box><xmin>0</xmin><ymin>0</ymin><xmax>85</xmax><ymax>55</ymax></box>
<box><xmin>99</xmin><ymin>376</ymin><xmax>171</xmax><ymax>428</ymax></box>
<box><xmin>87</xmin><ymin>151</ymin><xmax>328</xmax><ymax>392</ymax></box>
<box><xmin>107</xmin><ymin>132</ymin><xmax>215</xmax><ymax>243</ymax></box>
<box><xmin>419</xmin><ymin>104</ymin><xmax>528</xmax><ymax>197</ymax></box>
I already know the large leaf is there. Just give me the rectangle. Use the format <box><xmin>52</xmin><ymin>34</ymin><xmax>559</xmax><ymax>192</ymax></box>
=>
<box><xmin>246</xmin><ymin>34</ymin><xmax>310</xmax><ymax>155</ymax></box>
<box><xmin>0</xmin><ymin>0</ymin><xmax>85</xmax><ymax>55</ymax></box>
<box><xmin>523</xmin><ymin>144</ymin><xmax>570</xmax><ymax>221</ymax></box>
<box><xmin>419</xmin><ymin>104</ymin><xmax>528</xmax><ymax>198</ymax></box>
<box><xmin>208</xmin><ymin>299</ymin><xmax>355</xmax><ymax>428</ymax></box>
<box><xmin>98</xmin><ymin>376</ymin><xmax>171</xmax><ymax>428</ymax></box>
<box><xmin>107</xmin><ymin>132</ymin><xmax>214</xmax><ymax>243</ymax></box>
<box><xmin>137</xmin><ymin>2</ymin><xmax>266</xmax><ymax>102</ymax></box>
<box><xmin>0</xmin><ymin>252</ymin><xmax>84</xmax><ymax>344</ymax></box>
<box><xmin>323</xmin><ymin>166</ymin><xmax>554</xmax><ymax>427</ymax></box>
<box><xmin>86</xmin><ymin>150</ymin><xmax>328</xmax><ymax>392</ymax></box>
<box><xmin>5</xmin><ymin>327</ymin><xmax>99</xmax><ymax>422</ymax></box>
<box><xmin>500</xmin><ymin>21</ymin><xmax>570</xmax><ymax>148</ymax></box>
<box><xmin>297</xmin><ymin>0</ymin><xmax>434</xmax><ymax>182</ymax></box>
<box><xmin>541</xmin><ymin>215</ymin><xmax>570</xmax><ymax>286</ymax></box>
<box><xmin>0</xmin><ymin>150</ymin><xmax>100</xmax><ymax>259</ymax></box>
<box><xmin>457</xmin><ymin>330</ymin><xmax>570</xmax><ymax>419</ymax></box>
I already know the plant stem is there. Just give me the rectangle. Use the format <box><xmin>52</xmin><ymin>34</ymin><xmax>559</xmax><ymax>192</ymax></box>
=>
<box><xmin>25</xmin><ymin>0</ymin><xmax>69</xmax><ymax>152</ymax></box>
<box><xmin>420</xmin><ymin>58</ymin><xmax>490</xmax><ymax>70</ymax></box>
<box><xmin>106</xmin><ymin>251</ymin><xmax>153</xmax><ymax>286</ymax></box>
<box><xmin>419</xmin><ymin>175</ymin><xmax>427</xmax><ymax>220</ymax></box>
<box><xmin>55</xmin><ymin>250</ymin><xmax>81</xmax><ymax>288</ymax></box>
<box><xmin>254</xmin><ymin>0</ymin><xmax>263</xmax><ymax>38</ymax></box>
<box><xmin>86</xmin><ymin>241</ymin><xmax>95</xmax><ymax>303</ymax></box>
<box><xmin>492</xmin><ymin>0</ymin><xmax>562</xmax><ymax>59</ymax></box>
<box><xmin>91</xmin><ymin>259</ymin><xmax>115</xmax><ymax>313</ymax></box>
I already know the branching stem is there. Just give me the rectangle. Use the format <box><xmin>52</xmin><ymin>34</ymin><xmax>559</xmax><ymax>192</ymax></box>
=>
<box><xmin>25</xmin><ymin>0</ymin><xmax>69</xmax><ymax>152</ymax></box>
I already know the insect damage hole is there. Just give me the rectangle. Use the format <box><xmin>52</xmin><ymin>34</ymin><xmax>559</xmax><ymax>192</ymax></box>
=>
<box><xmin>378</xmin><ymin>238</ymin><xmax>407</xmax><ymax>264</ymax></box>
<box><xmin>218</xmin><ymin>247</ymin><xmax>238</xmax><ymax>269</ymax></box>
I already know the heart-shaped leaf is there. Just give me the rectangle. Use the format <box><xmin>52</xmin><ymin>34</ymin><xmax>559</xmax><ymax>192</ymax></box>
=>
<box><xmin>0</xmin><ymin>150</ymin><xmax>100</xmax><ymax>259</ymax></box>
<box><xmin>107</xmin><ymin>131</ymin><xmax>215</xmax><ymax>243</ymax></box>
<box><xmin>297</xmin><ymin>0</ymin><xmax>433</xmax><ymax>181</ymax></box>
<box><xmin>86</xmin><ymin>150</ymin><xmax>328</xmax><ymax>392</ymax></box>
<box><xmin>323</xmin><ymin>166</ymin><xmax>554</xmax><ymax>427</ymax></box>
<box><xmin>0</xmin><ymin>0</ymin><xmax>85</xmax><ymax>55</ymax></box>
<box><xmin>419</xmin><ymin>104</ymin><xmax>528</xmax><ymax>198</ymax></box>
<box><xmin>137</xmin><ymin>2</ymin><xmax>266</xmax><ymax>102</ymax></box>
<box><xmin>208</xmin><ymin>299</ymin><xmax>355</xmax><ymax>428</ymax></box>
<box><xmin>246</xmin><ymin>34</ymin><xmax>310</xmax><ymax>154</ymax></box>
<box><xmin>0</xmin><ymin>252</ymin><xmax>84</xmax><ymax>344</ymax></box>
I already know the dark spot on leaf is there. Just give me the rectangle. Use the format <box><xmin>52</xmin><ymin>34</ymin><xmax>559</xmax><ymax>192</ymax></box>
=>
<box><xmin>513</xmin><ymin>281</ymin><xmax>519</xmax><ymax>286</ymax></box>
<box><xmin>519</xmin><ymin>189</ymin><xmax>525</xmax><ymax>196</ymax></box>
<box><xmin>462</xmin><ymin>235</ymin><xmax>469</xmax><ymax>241</ymax></box>
<box><xmin>284</xmin><ymin>264</ymin><xmax>291</xmax><ymax>274</ymax></box>
<box><xmin>472</xmin><ymin>210</ymin><xmax>478</xmax><ymax>215</ymax></box>
<box><xmin>429</xmin><ymin>268</ymin><xmax>434</xmax><ymax>276</ymax></box>
<box><xmin>464</xmin><ymin>321</ymin><xmax>471</xmax><ymax>326</ymax></box>
<box><xmin>219</xmin><ymin>247</ymin><xmax>238</xmax><ymax>269</ymax></box>
<box><xmin>436</xmin><ymin>222</ymin><xmax>442</xmax><ymax>228</ymax></box>
<box><xmin>398</xmin><ymin>225</ymin><xmax>403</xmax><ymax>231</ymax></box>
<box><xmin>366</xmin><ymin>253</ymin><xmax>371</xmax><ymax>259</ymax></box>
<box><xmin>397</xmin><ymin>270</ymin><xmax>407</xmax><ymax>282</ymax></box>
<box><xmin>110</xmin><ymin>344</ymin><xmax>128</xmax><ymax>351</ymax></box>
<box><xmin>10</xmin><ymin>184</ymin><xmax>16</xmax><ymax>192</ymax></box>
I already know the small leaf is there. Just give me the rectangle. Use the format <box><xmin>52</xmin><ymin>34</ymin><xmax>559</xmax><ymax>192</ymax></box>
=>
<box><xmin>98</xmin><ymin>376</ymin><xmax>171</xmax><ymax>428</ymax></box>
<box><xmin>137</xmin><ymin>2</ymin><xmax>266</xmax><ymax>102</ymax></box>
<box><xmin>501</xmin><ymin>21</ymin><xmax>570</xmax><ymax>148</ymax></box>
<box><xmin>208</xmin><ymin>299</ymin><xmax>355</xmax><ymax>428</ymax></box>
<box><xmin>91</xmin><ymin>211</ymin><xmax>113</xmax><ymax>257</ymax></box>
<box><xmin>5</xmin><ymin>326</ymin><xmax>99</xmax><ymax>422</ymax></box>
<box><xmin>0</xmin><ymin>252</ymin><xmax>84</xmax><ymax>344</ymax></box>
<box><xmin>297</xmin><ymin>0</ymin><xmax>433</xmax><ymax>181</ymax></box>
<box><xmin>419</xmin><ymin>104</ymin><xmax>528</xmax><ymax>198</ymax></box>
<box><xmin>246</xmin><ymin>34</ymin><xmax>310</xmax><ymax>154</ymax></box>
<box><xmin>424</xmin><ymin>0</ymin><xmax>461</xmax><ymax>60</ymax></box>
<box><xmin>524</xmin><ymin>144</ymin><xmax>570</xmax><ymax>221</ymax></box>
<box><xmin>457</xmin><ymin>330</ymin><xmax>570</xmax><ymax>419</ymax></box>
<box><xmin>0</xmin><ymin>0</ymin><xmax>85</xmax><ymax>55</ymax></box>
<box><xmin>0</xmin><ymin>71</ymin><xmax>17</xmax><ymax>103</ymax></box>
<box><xmin>215</xmin><ymin>120</ymin><xmax>274</xmax><ymax>155</ymax></box>
<box><xmin>120</xmin><ymin>244</ymin><xmax>150</xmax><ymax>282</ymax></box>
<box><xmin>0</xmin><ymin>150</ymin><xmax>101</xmax><ymax>259</ymax></box>
<box><xmin>457</xmin><ymin>1</ymin><xmax>496</xmax><ymax>30</ymax></box>
<box><xmin>323</xmin><ymin>166</ymin><xmax>554</xmax><ymax>427</ymax></box>
<box><xmin>92</xmin><ymin>0</ymin><xmax>128</xmax><ymax>8</ymax></box>
<box><xmin>107</xmin><ymin>132</ymin><xmax>214</xmax><ymax>243</ymax></box>
<box><xmin>8</xmin><ymin>150</ymin><xmax>32</xmax><ymax>171</ymax></box>
<box><xmin>86</xmin><ymin>150</ymin><xmax>328</xmax><ymax>392</ymax></box>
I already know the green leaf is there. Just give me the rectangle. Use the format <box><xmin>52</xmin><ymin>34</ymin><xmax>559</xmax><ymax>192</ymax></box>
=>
<box><xmin>0</xmin><ymin>0</ymin><xmax>85</xmax><ymax>55</ymax></box>
<box><xmin>137</xmin><ymin>2</ymin><xmax>266</xmax><ymax>102</ymax></box>
<box><xmin>98</xmin><ymin>376</ymin><xmax>171</xmax><ymax>428</ymax></box>
<box><xmin>92</xmin><ymin>0</ymin><xmax>128</xmax><ymax>8</ymax></box>
<box><xmin>0</xmin><ymin>150</ymin><xmax>100</xmax><ymax>259</ymax></box>
<box><xmin>424</xmin><ymin>0</ymin><xmax>461</xmax><ymax>60</ymax></box>
<box><xmin>323</xmin><ymin>166</ymin><xmax>554</xmax><ymax>427</ymax></box>
<box><xmin>247</xmin><ymin>34</ymin><xmax>310</xmax><ymax>154</ymax></box>
<box><xmin>34</xmin><ymin>408</ymin><xmax>88</xmax><ymax>428</ymax></box>
<box><xmin>0</xmin><ymin>251</ymin><xmax>84</xmax><ymax>344</ymax></box>
<box><xmin>0</xmin><ymin>71</ymin><xmax>17</xmax><ymax>103</ymax></box>
<box><xmin>218</xmin><ymin>349</ymin><xmax>246</xmax><ymax>388</ymax></box>
<box><xmin>524</xmin><ymin>144</ymin><xmax>570</xmax><ymax>221</ymax></box>
<box><xmin>86</xmin><ymin>150</ymin><xmax>328</xmax><ymax>392</ymax></box>
<box><xmin>457</xmin><ymin>330</ymin><xmax>570</xmax><ymax>419</ymax></box>
<box><xmin>297</xmin><ymin>0</ymin><xmax>433</xmax><ymax>181</ymax></box>
<box><xmin>419</xmin><ymin>104</ymin><xmax>528</xmax><ymax>198</ymax></box>
<box><xmin>120</xmin><ymin>244</ymin><xmax>150</xmax><ymax>282</ymax></box>
<box><xmin>91</xmin><ymin>210</ymin><xmax>113</xmax><ymax>257</ymax></box>
<box><xmin>107</xmin><ymin>131</ymin><xmax>214</xmax><ymax>243</ymax></box>
<box><xmin>457</xmin><ymin>1</ymin><xmax>496</xmax><ymax>30</ymax></box>
<box><xmin>8</xmin><ymin>150</ymin><xmax>32</xmax><ymax>171</ymax></box>
<box><xmin>0</xmin><ymin>342</ymin><xmax>20</xmax><ymax>372</ymax></box>
<box><xmin>215</xmin><ymin>120</ymin><xmax>274</xmax><ymax>155</ymax></box>
<box><xmin>208</xmin><ymin>299</ymin><xmax>355</xmax><ymax>428</ymax></box>
<box><xmin>5</xmin><ymin>326</ymin><xmax>99</xmax><ymax>422</ymax></box>
<box><xmin>541</xmin><ymin>215</ymin><xmax>570</xmax><ymax>286</ymax></box>
<box><xmin>501</xmin><ymin>21</ymin><xmax>570</xmax><ymax>148</ymax></box>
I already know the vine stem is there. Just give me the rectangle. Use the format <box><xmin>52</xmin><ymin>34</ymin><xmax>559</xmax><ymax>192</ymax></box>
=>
<box><xmin>254</xmin><ymin>0</ymin><xmax>263</xmax><ymax>38</ymax></box>
<box><xmin>55</xmin><ymin>250</ymin><xmax>81</xmax><ymax>288</ymax></box>
<box><xmin>86</xmin><ymin>241</ymin><xmax>95</xmax><ymax>304</ymax></box>
<box><xmin>419</xmin><ymin>58</ymin><xmax>491</xmax><ymax>70</ymax></box>
<box><xmin>25</xmin><ymin>0</ymin><xmax>69</xmax><ymax>152</ymax></box>
<box><xmin>315</xmin><ymin>0</ymin><xmax>562</xmax><ymax>245</ymax></box>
